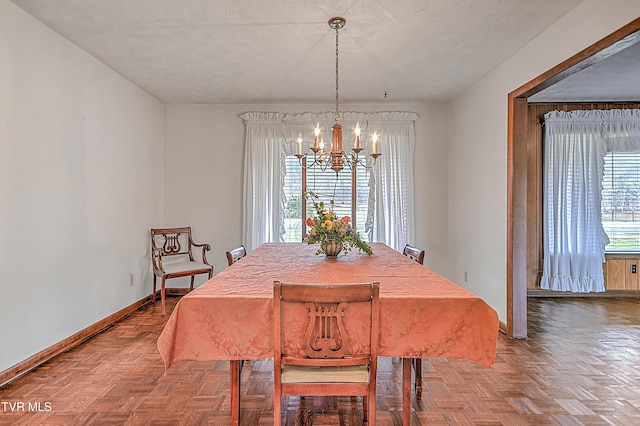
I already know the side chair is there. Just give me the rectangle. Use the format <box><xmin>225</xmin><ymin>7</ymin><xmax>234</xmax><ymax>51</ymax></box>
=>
<box><xmin>273</xmin><ymin>281</ymin><xmax>380</xmax><ymax>425</ymax></box>
<box><xmin>150</xmin><ymin>227</ymin><xmax>213</xmax><ymax>315</ymax></box>
<box><xmin>403</xmin><ymin>243</ymin><xmax>425</xmax><ymax>265</ymax></box>
<box><xmin>225</xmin><ymin>245</ymin><xmax>247</xmax><ymax>266</ymax></box>
<box><xmin>225</xmin><ymin>244</ymin><xmax>249</xmax><ymax>382</ymax></box>
<box><xmin>402</xmin><ymin>243</ymin><xmax>427</xmax><ymax>398</ymax></box>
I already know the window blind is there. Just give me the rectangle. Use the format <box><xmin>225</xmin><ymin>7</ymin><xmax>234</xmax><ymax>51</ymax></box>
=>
<box><xmin>602</xmin><ymin>151</ymin><xmax>640</xmax><ymax>251</ymax></box>
<box><xmin>283</xmin><ymin>155</ymin><xmax>370</xmax><ymax>242</ymax></box>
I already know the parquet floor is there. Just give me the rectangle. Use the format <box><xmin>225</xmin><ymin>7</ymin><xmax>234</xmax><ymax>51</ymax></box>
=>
<box><xmin>2</xmin><ymin>296</ymin><xmax>640</xmax><ymax>425</ymax></box>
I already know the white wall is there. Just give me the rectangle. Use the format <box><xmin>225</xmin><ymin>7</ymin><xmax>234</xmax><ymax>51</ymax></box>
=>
<box><xmin>0</xmin><ymin>3</ymin><xmax>163</xmax><ymax>372</ymax></box>
<box><xmin>162</xmin><ymin>102</ymin><xmax>450</xmax><ymax>278</ymax></box>
<box><xmin>448</xmin><ymin>0</ymin><xmax>640</xmax><ymax>321</ymax></box>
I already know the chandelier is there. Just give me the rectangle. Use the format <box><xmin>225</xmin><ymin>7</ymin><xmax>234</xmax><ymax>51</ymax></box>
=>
<box><xmin>295</xmin><ymin>16</ymin><xmax>381</xmax><ymax>174</ymax></box>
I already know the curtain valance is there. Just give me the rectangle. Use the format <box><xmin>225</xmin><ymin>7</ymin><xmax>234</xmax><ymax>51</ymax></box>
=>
<box><xmin>241</xmin><ymin>111</ymin><xmax>419</xmax><ymax>124</ymax></box>
<box><xmin>544</xmin><ymin>109</ymin><xmax>640</xmax><ymax>152</ymax></box>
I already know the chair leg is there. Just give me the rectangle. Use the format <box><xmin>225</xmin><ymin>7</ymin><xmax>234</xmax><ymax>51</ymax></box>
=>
<box><xmin>363</xmin><ymin>396</ymin><xmax>368</xmax><ymax>422</ymax></box>
<box><xmin>273</xmin><ymin>393</ymin><xmax>281</xmax><ymax>426</ymax></box>
<box><xmin>413</xmin><ymin>357</ymin><xmax>422</xmax><ymax>398</ymax></box>
<box><xmin>402</xmin><ymin>358</ymin><xmax>411</xmax><ymax>426</ymax></box>
<box><xmin>368</xmin><ymin>392</ymin><xmax>376</xmax><ymax>425</ymax></box>
<box><xmin>274</xmin><ymin>349</ymin><xmax>282</xmax><ymax>425</ymax></box>
<box><xmin>161</xmin><ymin>276</ymin><xmax>167</xmax><ymax>315</ymax></box>
<box><xmin>231</xmin><ymin>360</ymin><xmax>241</xmax><ymax>426</ymax></box>
<box><xmin>190</xmin><ymin>276</ymin><xmax>195</xmax><ymax>291</ymax></box>
<box><xmin>152</xmin><ymin>275</ymin><xmax>157</xmax><ymax>304</ymax></box>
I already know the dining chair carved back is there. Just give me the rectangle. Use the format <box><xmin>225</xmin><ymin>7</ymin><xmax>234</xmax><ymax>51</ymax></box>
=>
<box><xmin>225</xmin><ymin>245</ymin><xmax>247</xmax><ymax>266</ymax></box>
<box><xmin>403</xmin><ymin>243</ymin><xmax>425</xmax><ymax>265</ymax></box>
<box><xmin>273</xmin><ymin>281</ymin><xmax>380</xmax><ymax>426</ymax></box>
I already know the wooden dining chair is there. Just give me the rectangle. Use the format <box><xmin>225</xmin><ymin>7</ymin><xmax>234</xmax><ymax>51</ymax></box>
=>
<box><xmin>225</xmin><ymin>245</ymin><xmax>247</xmax><ymax>266</ymax></box>
<box><xmin>402</xmin><ymin>243</ymin><xmax>426</xmax><ymax>398</ymax></box>
<box><xmin>403</xmin><ymin>243</ymin><xmax>425</xmax><ymax>265</ymax></box>
<box><xmin>150</xmin><ymin>227</ymin><xmax>213</xmax><ymax>315</ymax></box>
<box><xmin>225</xmin><ymin>244</ymin><xmax>249</xmax><ymax>384</ymax></box>
<box><xmin>273</xmin><ymin>281</ymin><xmax>380</xmax><ymax>426</ymax></box>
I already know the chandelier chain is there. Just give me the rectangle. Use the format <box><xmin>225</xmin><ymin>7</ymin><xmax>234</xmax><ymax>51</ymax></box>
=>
<box><xmin>335</xmin><ymin>24</ymin><xmax>340</xmax><ymax>123</ymax></box>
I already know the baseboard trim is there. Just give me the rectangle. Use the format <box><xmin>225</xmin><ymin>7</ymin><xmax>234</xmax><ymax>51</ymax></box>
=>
<box><xmin>528</xmin><ymin>289</ymin><xmax>640</xmax><ymax>298</ymax></box>
<box><xmin>498</xmin><ymin>321</ymin><xmax>507</xmax><ymax>335</ymax></box>
<box><xmin>0</xmin><ymin>288</ymin><xmax>185</xmax><ymax>388</ymax></box>
<box><xmin>159</xmin><ymin>288</ymin><xmax>190</xmax><ymax>297</ymax></box>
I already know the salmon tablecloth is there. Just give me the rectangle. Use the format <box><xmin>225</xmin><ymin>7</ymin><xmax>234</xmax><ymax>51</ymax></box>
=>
<box><xmin>157</xmin><ymin>243</ymin><xmax>499</xmax><ymax>369</ymax></box>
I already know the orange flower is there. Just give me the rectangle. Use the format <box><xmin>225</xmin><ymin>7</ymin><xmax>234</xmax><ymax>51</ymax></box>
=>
<box><xmin>341</xmin><ymin>216</ymin><xmax>350</xmax><ymax>222</ymax></box>
<box><xmin>306</xmin><ymin>217</ymin><xmax>315</xmax><ymax>227</ymax></box>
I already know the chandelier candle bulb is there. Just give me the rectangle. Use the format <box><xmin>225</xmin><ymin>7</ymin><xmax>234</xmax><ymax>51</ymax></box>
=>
<box><xmin>297</xmin><ymin>133</ymin><xmax>303</xmax><ymax>155</ymax></box>
<box><xmin>372</xmin><ymin>132</ymin><xmax>379</xmax><ymax>155</ymax></box>
<box><xmin>313</xmin><ymin>123</ymin><xmax>321</xmax><ymax>150</ymax></box>
<box><xmin>354</xmin><ymin>123</ymin><xmax>361</xmax><ymax>150</ymax></box>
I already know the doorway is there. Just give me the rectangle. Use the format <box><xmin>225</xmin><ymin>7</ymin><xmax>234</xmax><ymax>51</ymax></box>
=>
<box><xmin>507</xmin><ymin>18</ymin><xmax>640</xmax><ymax>338</ymax></box>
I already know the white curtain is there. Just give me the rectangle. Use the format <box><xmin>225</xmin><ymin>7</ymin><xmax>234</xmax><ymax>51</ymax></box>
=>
<box><xmin>241</xmin><ymin>112</ymin><xmax>287</xmax><ymax>250</ymax></box>
<box><xmin>241</xmin><ymin>111</ymin><xmax>417</xmax><ymax>251</ymax></box>
<box><xmin>541</xmin><ymin>109</ymin><xmax>640</xmax><ymax>292</ymax></box>
<box><xmin>368</xmin><ymin>112</ymin><xmax>418</xmax><ymax>250</ymax></box>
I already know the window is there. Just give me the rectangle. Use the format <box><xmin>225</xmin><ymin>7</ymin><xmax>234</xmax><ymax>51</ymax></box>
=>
<box><xmin>283</xmin><ymin>156</ymin><xmax>303</xmax><ymax>242</ymax></box>
<box><xmin>602</xmin><ymin>151</ymin><xmax>640</xmax><ymax>251</ymax></box>
<box><xmin>241</xmin><ymin>111</ymin><xmax>416</xmax><ymax>251</ymax></box>
<box><xmin>283</xmin><ymin>155</ymin><xmax>372</xmax><ymax>242</ymax></box>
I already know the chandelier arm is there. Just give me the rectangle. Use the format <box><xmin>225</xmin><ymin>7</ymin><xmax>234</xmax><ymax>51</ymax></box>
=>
<box><xmin>298</xmin><ymin>151</ymin><xmax>380</xmax><ymax>171</ymax></box>
<box><xmin>296</xmin><ymin>155</ymin><xmax>309</xmax><ymax>170</ymax></box>
<box><xmin>297</xmin><ymin>151</ymin><xmax>333</xmax><ymax>170</ymax></box>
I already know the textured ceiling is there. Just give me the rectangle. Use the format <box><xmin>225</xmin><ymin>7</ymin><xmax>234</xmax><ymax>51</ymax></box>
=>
<box><xmin>13</xmin><ymin>0</ymin><xmax>628</xmax><ymax>105</ymax></box>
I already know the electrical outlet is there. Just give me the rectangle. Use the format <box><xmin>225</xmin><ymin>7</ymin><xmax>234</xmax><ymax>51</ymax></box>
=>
<box><xmin>464</xmin><ymin>271</ymin><xmax>469</xmax><ymax>282</ymax></box>
<box><xmin>129</xmin><ymin>274</ymin><xmax>134</xmax><ymax>286</ymax></box>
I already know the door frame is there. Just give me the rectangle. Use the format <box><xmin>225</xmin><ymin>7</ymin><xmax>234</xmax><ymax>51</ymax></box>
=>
<box><xmin>506</xmin><ymin>18</ymin><xmax>640</xmax><ymax>338</ymax></box>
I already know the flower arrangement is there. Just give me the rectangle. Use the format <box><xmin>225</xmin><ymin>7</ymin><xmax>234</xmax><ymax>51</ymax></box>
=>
<box><xmin>304</xmin><ymin>192</ymin><xmax>373</xmax><ymax>256</ymax></box>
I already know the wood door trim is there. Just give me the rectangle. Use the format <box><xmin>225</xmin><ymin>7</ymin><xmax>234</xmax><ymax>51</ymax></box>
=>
<box><xmin>507</xmin><ymin>18</ymin><xmax>640</xmax><ymax>338</ymax></box>
<box><xmin>511</xmin><ymin>19</ymin><xmax>640</xmax><ymax>99</ymax></box>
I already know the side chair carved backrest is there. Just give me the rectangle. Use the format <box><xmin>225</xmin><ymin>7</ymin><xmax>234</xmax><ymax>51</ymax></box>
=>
<box><xmin>225</xmin><ymin>245</ymin><xmax>247</xmax><ymax>267</ymax></box>
<box><xmin>403</xmin><ymin>243</ymin><xmax>425</xmax><ymax>265</ymax></box>
<box><xmin>273</xmin><ymin>281</ymin><xmax>380</xmax><ymax>425</ymax></box>
<box><xmin>150</xmin><ymin>227</ymin><xmax>213</xmax><ymax>315</ymax></box>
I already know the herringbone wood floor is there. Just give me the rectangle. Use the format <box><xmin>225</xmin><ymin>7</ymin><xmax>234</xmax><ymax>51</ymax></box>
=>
<box><xmin>2</xmin><ymin>296</ymin><xmax>640</xmax><ymax>425</ymax></box>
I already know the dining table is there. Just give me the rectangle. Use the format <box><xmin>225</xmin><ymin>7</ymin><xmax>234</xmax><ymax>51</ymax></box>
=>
<box><xmin>157</xmin><ymin>242</ymin><xmax>499</xmax><ymax>425</ymax></box>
